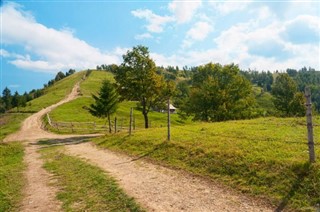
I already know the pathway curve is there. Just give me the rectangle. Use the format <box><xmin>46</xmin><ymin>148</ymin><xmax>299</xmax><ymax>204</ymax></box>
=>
<box><xmin>5</xmin><ymin>80</ymin><xmax>273</xmax><ymax>212</ymax></box>
<box><xmin>4</xmin><ymin>80</ymin><xmax>99</xmax><ymax>212</ymax></box>
<box><xmin>66</xmin><ymin>142</ymin><xmax>273</xmax><ymax>212</ymax></box>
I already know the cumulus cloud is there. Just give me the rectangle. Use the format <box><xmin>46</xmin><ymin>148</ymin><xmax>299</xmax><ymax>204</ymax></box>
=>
<box><xmin>182</xmin><ymin>21</ymin><xmax>213</xmax><ymax>48</ymax></box>
<box><xmin>131</xmin><ymin>9</ymin><xmax>174</xmax><ymax>33</ymax></box>
<box><xmin>210</xmin><ymin>1</ymin><xmax>252</xmax><ymax>15</ymax></box>
<box><xmin>1</xmin><ymin>3</ymin><xmax>120</xmax><ymax>73</ymax></box>
<box><xmin>168</xmin><ymin>0</ymin><xmax>202</xmax><ymax>24</ymax></box>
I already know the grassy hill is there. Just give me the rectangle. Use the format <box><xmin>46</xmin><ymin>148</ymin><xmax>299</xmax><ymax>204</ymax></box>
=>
<box><xmin>45</xmin><ymin>69</ymin><xmax>320</xmax><ymax>210</ymax></box>
<box><xmin>19</xmin><ymin>71</ymin><xmax>86</xmax><ymax>112</ymax></box>
<box><xmin>93</xmin><ymin>117</ymin><xmax>320</xmax><ymax>211</ymax></box>
<box><xmin>48</xmin><ymin>70</ymin><xmax>190</xmax><ymax>133</ymax></box>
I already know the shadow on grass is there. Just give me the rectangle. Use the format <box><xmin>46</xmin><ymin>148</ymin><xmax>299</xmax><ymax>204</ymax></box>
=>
<box><xmin>275</xmin><ymin>162</ymin><xmax>312</xmax><ymax>211</ymax></box>
<box><xmin>34</xmin><ymin>136</ymin><xmax>99</xmax><ymax>147</ymax></box>
<box><xmin>114</xmin><ymin>141</ymin><xmax>169</xmax><ymax>165</ymax></box>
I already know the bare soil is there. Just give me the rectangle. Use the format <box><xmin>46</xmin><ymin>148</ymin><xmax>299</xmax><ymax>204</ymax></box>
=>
<box><xmin>4</xmin><ymin>81</ymin><xmax>274</xmax><ymax>212</ymax></box>
<box><xmin>66</xmin><ymin>142</ymin><xmax>273</xmax><ymax>212</ymax></box>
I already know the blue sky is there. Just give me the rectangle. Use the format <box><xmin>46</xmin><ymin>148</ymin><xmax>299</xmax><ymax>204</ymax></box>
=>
<box><xmin>1</xmin><ymin>0</ymin><xmax>320</xmax><ymax>94</ymax></box>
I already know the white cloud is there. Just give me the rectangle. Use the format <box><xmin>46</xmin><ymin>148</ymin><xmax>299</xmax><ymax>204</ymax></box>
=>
<box><xmin>187</xmin><ymin>21</ymin><xmax>213</xmax><ymax>41</ymax></box>
<box><xmin>150</xmin><ymin>11</ymin><xmax>319</xmax><ymax>71</ymax></box>
<box><xmin>131</xmin><ymin>9</ymin><xmax>174</xmax><ymax>33</ymax></box>
<box><xmin>210</xmin><ymin>1</ymin><xmax>251</xmax><ymax>15</ymax></box>
<box><xmin>0</xmin><ymin>49</ymin><xmax>10</xmax><ymax>57</ymax></box>
<box><xmin>182</xmin><ymin>21</ymin><xmax>213</xmax><ymax>48</ymax></box>
<box><xmin>1</xmin><ymin>3</ymin><xmax>121</xmax><ymax>73</ymax></box>
<box><xmin>134</xmin><ymin>33</ymin><xmax>153</xmax><ymax>40</ymax></box>
<box><xmin>168</xmin><ymin>0</ymin><xmax>202</xmax><ymax>24</ymax></box>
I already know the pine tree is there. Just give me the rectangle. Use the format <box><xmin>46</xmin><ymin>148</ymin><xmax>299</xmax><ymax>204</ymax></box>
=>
<box><xmin>89</xmin><ymin>80</ymin><xmax>119</xmax><ymax>133</ymax></box>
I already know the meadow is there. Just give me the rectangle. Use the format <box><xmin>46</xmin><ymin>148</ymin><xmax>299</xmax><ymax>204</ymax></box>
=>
<box><xmin>0</xmin><ymin>113</ymin><xmax>27</xmax><ymax>211</ymax></box>
<box><xmin>19</xmin><ymin>71</ymin><xmax>85</xmax><ymax>112</ymax></box>
<box><xmin>4</xmin><ymin>69</ymin><xmax>319</xmax><ymax>211</ymax></box>
<box><xmin>46</xmin><ymin>70</ymin><xmax>320</xmax><ymax>210</ymax></box>
<box><xmin>93</xmin><ymin>116</ymin><xmax>320</xmax><ymax>210</ymax></box>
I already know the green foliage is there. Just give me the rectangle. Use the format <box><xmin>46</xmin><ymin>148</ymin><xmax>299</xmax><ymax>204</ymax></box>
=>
<box><xmin>241</xmin><ymin>70</ymin><xmax>273</xmax><ymax>92</ymax></box>
<box><xmin>115</xmin><ymin>45</ymin><xmax>169</xmax><ymax>128</ymax></box>
<box><xmin>183</xmin><ymin>63</ymin><xmax>255</xmax><ymax>121</ymax></box>
<box><xmin>93</xmin><ymin>116</ymin><xmax>320</xmax><ymax>211</ymax></box>
<box><xmin>289</xmin><ymin>67</ymin><xmax>320</xmax><ymax>112</ymax></box>
<box><xmin>89</xmin><ymin>80</ymin><xmax>119</xmax><ymax>133</ymax></box>
<box><xmin>40</xmin><ymin>146</ymin><xmax>144</xmax><ymax>211</ymax></box>
<box><xmin>253</xmin><ymin>87</ymin><xmax>277</xmax><ymax>116</ymax></box>
<box><xmin>2</xmin><ymin>87</ymin><xmax>12</xmax><ymax>111</ymax></box>
<box><xmin>0</xmin><ymin>142</ymin><xmax>25</xmax><ymax>211</ymax></box>
<box><xmin>272</xmin><ymin>73</ymin><xmax>305</xmax><ymax>117</ymax></box>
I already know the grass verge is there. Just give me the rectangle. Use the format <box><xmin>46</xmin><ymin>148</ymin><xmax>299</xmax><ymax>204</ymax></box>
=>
<box><xmin>40</xmin><ymin>146</ymin><xmax>144</xmax><ymax>211</ymax></box>
<box><xmin>93</xmin><ymin>117</ymin><xmax>320</xmax><ymax>211</ymax></box>
<box><xmin>0</xmin><ymin>113</ymin><xmax>31</xmax><ymax>141</ymax></box>
<box><xmin>0</xmin><ymin>142</ymin><xmax>25</xmax><ymax>212</ymax></box>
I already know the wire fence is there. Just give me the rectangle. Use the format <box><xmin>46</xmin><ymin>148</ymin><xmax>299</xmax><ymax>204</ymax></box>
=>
<box><xmin>46</xmin><ymin>114</ymin><xmax>132</xmax><ymax>133</ymax></box>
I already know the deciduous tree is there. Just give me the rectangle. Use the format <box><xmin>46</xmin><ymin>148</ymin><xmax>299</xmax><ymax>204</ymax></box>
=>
<box><xmin>115</xmin><ymin>45</ymin><xmax>169</xmax><ymax>128</ymax></box>
<box><xmin>272</xmin><ymin>73</ymin><xmax>305</xmax><ymax>116</ymax></box>
<box><xmin>182</xmin><ymin>63</ymin><xmax>255</xmax><ymax>121</ymax></box>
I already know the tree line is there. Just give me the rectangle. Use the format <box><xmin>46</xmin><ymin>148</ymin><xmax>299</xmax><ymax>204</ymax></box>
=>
<box><xmin>0</xmin><ymin>69</ymin><xmax>76</xmax><ymax>113</ymax></box>
<box><xmin>90</xmin><ymin>45</ymin><xmax>319</xmax><ymax>129</ymax></box>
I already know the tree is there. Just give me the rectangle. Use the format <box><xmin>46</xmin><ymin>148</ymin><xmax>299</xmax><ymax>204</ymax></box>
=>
<box><xmin>272</xmin><ymin>73</ymin><xmax>305</xmax><ymax>116</ymax></box>
<box><xmin>11</xmin><ymin>91</ymin><xmax>20</xmax><ymax>110</ymax></box>
<box><xmin>2</xmin><ymin>87</ymin><xmax>12</xmax><ymax>111</ymax></box>
<box><xmin>115</xmin><ymin>45</ymin><xmax>168</xmax><ymax>128</ymax></box>
<box><xmin>55</xmin><ymin>71</ymin><xmax>65</xmax><ymax>81</ymax></box>
<box><xmin>89</xmin><ymin>80</ymin><xmax>119</xmax><ymax>133</ymax></box>
<box><xmin>66</xmin><ymin>69</ymin><xmax>76</xmax><ymax>76</ymax></box>
<box><xmin>182</xmin><ymin>63</ymin><xmax>255</xmax><ymax>121</ymax></box>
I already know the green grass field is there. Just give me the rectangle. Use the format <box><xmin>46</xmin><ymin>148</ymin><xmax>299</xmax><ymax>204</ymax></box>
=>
<box><xmin>19</xmin><ymin>71</ymin><xmax>85</xmax><ymax>112</ymax></box>
<box><xmin>0</xmin><ymin>113</ymin><xmax>31</xmax><ymax>141</ymax></box>
<box><xmin>80</xmin><ymin>71</ymin><xmax>114</xmax><ymax>96</ymax></box>
<box><xmin>0</xmin><ymin>142</ymin><xmax>25</xmax><ymax>212</ymax></box>
<box><xmin>40</xmin><ymin>146</ymin><xmax>144</xmax><ymax>211</ymax></box>
<box><xmin>93</xmin><ymin>116</ymin><xmax>320</xmax><ymax>211</ymax></box>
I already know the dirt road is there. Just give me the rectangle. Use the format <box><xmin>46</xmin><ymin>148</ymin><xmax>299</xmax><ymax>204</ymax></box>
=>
<box><xmin>5</xmin><ymin>81</ymin><xmax>273</xmax><ymax>212</ymax></box>
<box><xmin>66</xmin><ymin>142</ymin><xmax>272</xmax><ymax>212</ymax></box>
<box><xmin>4</xmin><ymin>81</ymin><xmax>99</xmax><ymax>212</ymax></box>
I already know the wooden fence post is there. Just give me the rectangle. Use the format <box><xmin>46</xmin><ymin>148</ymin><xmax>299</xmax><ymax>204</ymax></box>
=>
<box><xmin>305</xmin><ymin>87</ymin><xmax>315</xmax><ymax>163</ymax></box>
<box><xmin>167</xmin><ymin>98</ymin><xmax>171</xmax><ymax>141</ymax></box>
<box><xmin>129</xmin><ymin>107</ymin><xmax>133</xmax><ymax>136</ymax></box>
<box><xmin>133</xmin><ymin>117</ymin><xmax>135</xmax><ymax>130</ymax></box>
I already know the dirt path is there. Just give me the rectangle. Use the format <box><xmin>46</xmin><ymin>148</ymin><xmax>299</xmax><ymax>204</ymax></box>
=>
<box><xmin>66</xmin><ymin>142</ymin><xmax>273</xmax><ymax>212</ymax></box>
<box><xmin>4</xmin><ymin>80</ymin><xmax>99</xmax><ymax>212</ymax></box>
<box><xmin>5</xmin><ymin>80</ymin><xmax>273</xmax><ymax>212</ymax></box>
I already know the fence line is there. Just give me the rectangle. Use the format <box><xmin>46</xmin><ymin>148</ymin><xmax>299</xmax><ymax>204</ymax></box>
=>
<box><xmin>46</xmin><ymin>113</ymin><xmax>134</xmax><ymax>133</ymax></box>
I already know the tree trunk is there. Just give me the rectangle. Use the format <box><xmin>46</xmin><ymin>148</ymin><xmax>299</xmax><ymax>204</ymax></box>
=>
<box><xmin>143</xmin><ymin>112</ymin><xmax>149</xmax><ymax>128</ymax></box>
